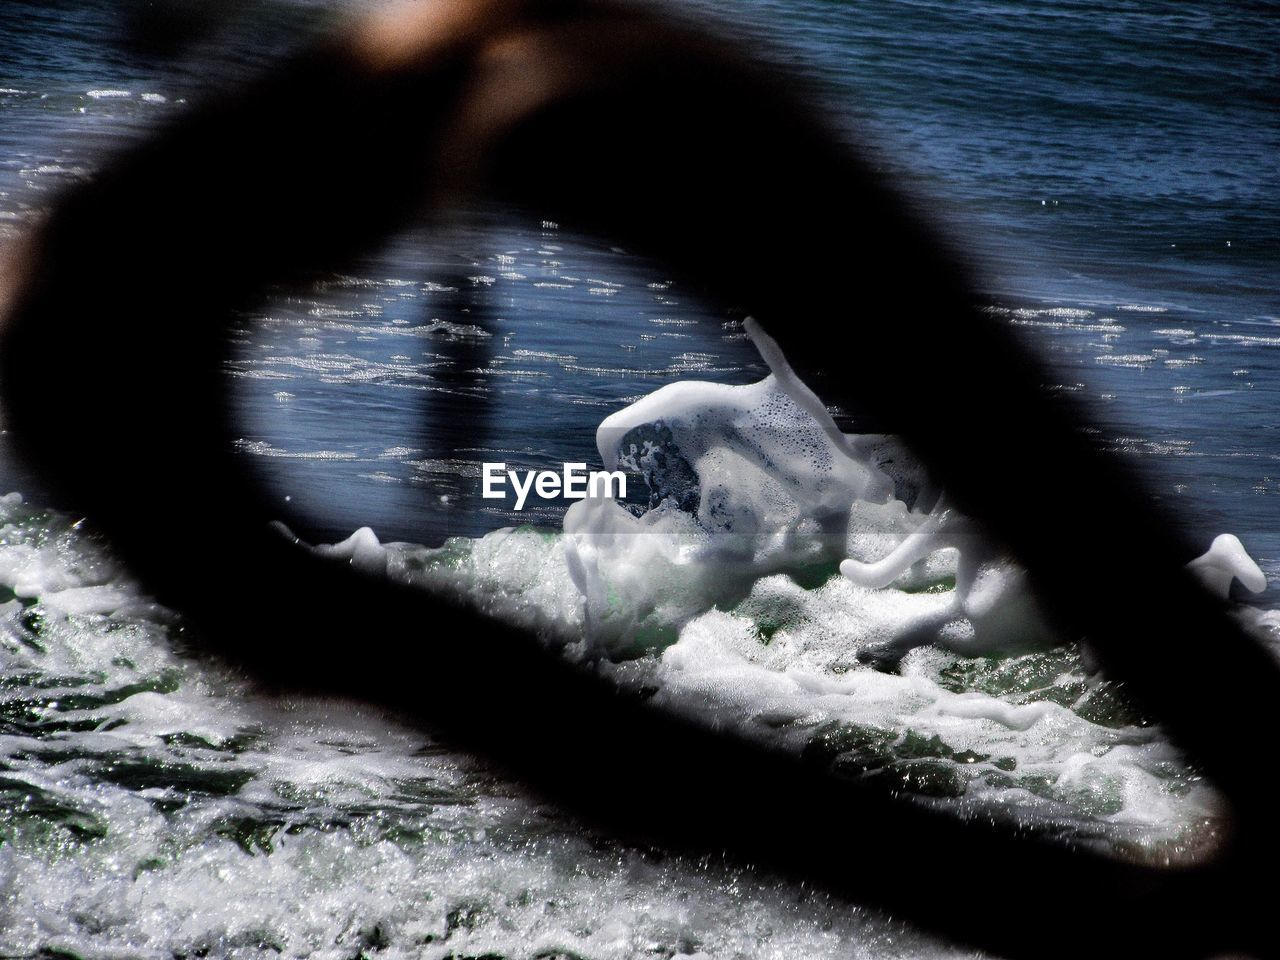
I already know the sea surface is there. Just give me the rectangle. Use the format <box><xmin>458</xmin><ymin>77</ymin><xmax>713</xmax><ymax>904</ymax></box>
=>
<box><xmin>0</xmin><ymin>1</ymin><xmax>1277</xmax><ymax>958</ymax></box>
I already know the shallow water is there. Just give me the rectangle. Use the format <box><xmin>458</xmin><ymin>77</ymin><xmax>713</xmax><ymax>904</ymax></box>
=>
<box><xmin>1</xmin><ymin>1</ymin><xmax>1277</xmax><ymax>957</ymax></box>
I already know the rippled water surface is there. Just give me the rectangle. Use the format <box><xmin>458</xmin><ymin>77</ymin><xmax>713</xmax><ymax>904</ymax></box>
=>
<box><xmin>1</xmin><ymin>1</ymin><xmax>1277</xmax><ymax>957</ymax></box>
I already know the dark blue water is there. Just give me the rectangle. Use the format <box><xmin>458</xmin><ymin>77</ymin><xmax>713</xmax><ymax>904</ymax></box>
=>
<box><xmin>2</xmin><ymin>5</ymin><xmax>1279</xmax><ymax>956</ymax></box>
<box><xmin>2</xmin><ymin>0</ymin><xmax>1278</xmax><ymax>571</ymax></box>
<box><xmin>716</xmin><ymin>0</ymin><xmax>1279</xmax><ymax>312</ymax></box>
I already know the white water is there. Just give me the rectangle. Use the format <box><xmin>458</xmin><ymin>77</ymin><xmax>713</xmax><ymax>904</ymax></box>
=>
<box><xmin>349</xmin><ymin>324</ymin><xmax>1275</xmax><ymax>848</ymax></box>
<box><xmin>2</xmin><ymin>328</ymin><xmax>1275</xmax><ymax>957</ymax></box>
<box><xmin>0</xmin><ymin>494</ymin><xmax>964</xmax><ymax>959</ymax></box>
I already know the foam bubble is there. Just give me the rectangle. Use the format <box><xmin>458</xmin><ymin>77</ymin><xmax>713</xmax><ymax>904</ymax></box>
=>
<box><xmin>1</xmin><ymin>325</ymin><xmax>1268</xmax><ymax>956</ymax></box>
<box><xmin>354</xmin><ymin>325</ymin><xmax>1269</xmax><ymax>851</ymax></box>
<box><xmin>1</xmin><ymin>493</ymin><xmax>973</xmax><ymax>959</ymax></box>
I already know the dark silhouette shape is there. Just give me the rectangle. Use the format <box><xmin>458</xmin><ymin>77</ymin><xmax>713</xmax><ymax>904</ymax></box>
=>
<box><xmin>1</xmin><ymin>2</ymin><xmax>1275</xmax><ymax>956</ymax></box>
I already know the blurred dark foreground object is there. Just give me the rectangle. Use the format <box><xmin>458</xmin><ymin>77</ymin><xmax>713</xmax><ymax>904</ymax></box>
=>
<box><xmin>2</xmin><ymin>1</ymin><xmax>1278</xmax><ymax>956</ymax></box>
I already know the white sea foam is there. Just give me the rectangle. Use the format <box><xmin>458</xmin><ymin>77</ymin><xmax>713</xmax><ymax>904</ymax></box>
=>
<box><xmin>1</xmin><ymin>329</ymin><xmax>1270</xmax><ymax>958</ymax></box>
<box><xmin>0</xmin><ymin>493</ymin><xmax>965</xmax><ymax>959</ymax></box>
<box><xmin>344</xmin><ymin>325</ymin><xmax>1272</xmax><ymax>857</ymax></box>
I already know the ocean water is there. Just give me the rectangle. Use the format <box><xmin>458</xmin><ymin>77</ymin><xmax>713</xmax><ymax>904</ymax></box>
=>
<box><xmin>1</xmin><ymin>1</ymin><xmax>1278</xmax><ymax>957</ymax></box>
